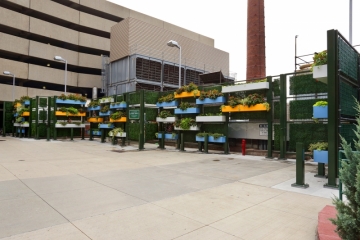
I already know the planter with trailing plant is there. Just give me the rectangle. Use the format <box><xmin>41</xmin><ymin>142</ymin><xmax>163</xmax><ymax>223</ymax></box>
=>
<box><xmin>196</xmin><ymin>113</ymin><xmax>225</xmax><ymax>122</ymax></box>
<box><xmin>110</xmin><ymin>101</ymin><xmax>127</xmax><ymax>109</ymax></box>
<box><xmin>174</xmin><ymin>118</ymin><xmax>199</xmax><ymax>131</ymax></box>
<box><xmin>56</xmin><ymin>94</ymin><xmax>87</xmax><ymax>105</ymax></box>
<box><xmin>108</xmin><ymin>128</ymin><xmax>126</xmax><ymax>139</ymax></box>
<box><xmin>222</xmin><ymin>79</ymin><xmax>269</xmax><ymax>93</ymax></box>
<box><xmin>308</xmin><ymin>142</ymin><xmax>328</xmax><ymax>164</ymax></box>
<box><xmin>99</xmin><ymin>97</ymin><xmax>114</xmax><ymax>103</ymax></box>
<box><xmin>14</xmin><ymin>121</ymin><xmax>29</xmax><ymax>127</ymax></box>
<box><xmin>55</xmin><ymin>122</ymin><xmax>85</xmax><ymax>128</ymax></box>
<box><xmin>196</xmin><ymin>132</ymin><xmax>226</xmax><ymax>143</ymax></box>
<box><xmin>88</xmin><ymin>100</ymin><xmax>100</xmax><ymax>111</ymax></box>
<box><xmin>221</xmin><ymin>94</ymin><xmax>270</xmax><ymax>112</ymax></box>
<box><xmin>196</xmin><ymin>89</ymin><xmax>225</xmax><ymax>105</ymax></box>
<box><xmin>174</xmin><ymin>82</ymin><xmax>200</xmax><ymax>98</ymax></box>
<box><xmin>311</xmin><ymin>50</ymin><xmax>327</xmax><ymax>84</ymax></box>
<box><xmin>156</xmin><ymin>94</ymin><xmax>178</xmax><ymax>108</ymax></box>
<box><xmin>174</xmin><ymin>102</ymin><xmax>200</xmax><ymax>114</ymax></box>
<box><xmin>55</xmin><ymin>107</ymin><xmax>86</xmax><ymax>116</ymax></box>
<box><xmin>313</xmin><ymin>101</ymin><xmax>328</xmax><ymax>118</ymax></box>
<box><xmin>156</xmin><ymin>110</ymin><xmax>177</xmax><ymax>123</ymax></box>
<box><xmin>99</xmin><ymin>105</ymin><xmax>111</xmax><ymax>116</ymax></box>
<box><xmin>155</xmin><ymin>132</ymin><xmax>178</xmax><ymax>140</ymax></box>
<box><xmin>109</xmin><ymin>111</ymin><xmax>126</xmax><ymax>122</ymax></box>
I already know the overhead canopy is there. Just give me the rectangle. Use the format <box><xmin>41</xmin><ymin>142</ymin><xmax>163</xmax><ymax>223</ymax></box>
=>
<box><xmin>198</xmin><ymin>71</ymin><xmax>234</xmax><ymax>85</ymax></box>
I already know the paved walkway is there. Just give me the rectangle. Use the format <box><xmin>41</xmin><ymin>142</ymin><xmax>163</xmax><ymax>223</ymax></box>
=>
<box><xmin>0</xmin><ymin>137</ymin><xmax>337</xmax><ymax>239</ymax></box>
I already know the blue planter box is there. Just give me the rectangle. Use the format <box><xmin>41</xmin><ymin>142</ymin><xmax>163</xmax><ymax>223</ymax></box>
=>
<box><xmin>98</xmin><ymin>124</ymin><xmax>114</xmax><ymax>129</ymax></box>
<box><xmin>156</xmin><ymin>101</ymin><xmax>178</xmax><ymax>108</ymax></box>
<box><xmin>92</xmin><ymin>131</ymin><xmax>102</xmax><ymax>136</ymax></box>
<box><xmin>196</xmin><ymin>96</ymin><xmax>226</xmax><ymax>105</ymax></box>
<box><xmin>209</xmin><ymin>136</ymin><xmax>226</xmax><ymax>143</ymax></box>
<box><xmin>88</xmin><ymin>106</ymin><xmax>100</xmax><ymax>111</ymax></box>
<box><xmin>56</xmin><ymin>99</ymin><xmax>86</xmax><ymax>105</ymax></box>
<box><xmin>99</xmin><ymin>111</ymin><xmax>111</xmax><ymax>116</ymax></box>
<box><xmin>314</xmin><ymin>150</ymin><xmax>328</xmax><ymax>164</ymax></box>
<box><xmin>110</xmin><ymin>103</ymin><xmax>127</xmax><ymax>109</ymax></box>
<box><xmin>157</xmin><ymin>133</ymin><xmax>178</xmax><ymax>140</ymax></box>
<box><xmin>175</xmin><ymin>107</ymin><xmax>200</xmax><ymax>114</ymax></box>
<box><xmin>24</xmin><ymin>100</ymin><xmax>30</xmax><ymax>105</ymax></box>
<box><xmin>313</xmin><ymin>106</ymin><xmax>328</xmax><ymax>118</ymax></box>
<box><xmin>17</xmin><ymin>128</ymin><xmax>25</xmax><ymax>133</ymax></box>
<box><xmin>196</xmin><ymin>136</ymin><xmax>205</xmax><ymax>142</ymax></box>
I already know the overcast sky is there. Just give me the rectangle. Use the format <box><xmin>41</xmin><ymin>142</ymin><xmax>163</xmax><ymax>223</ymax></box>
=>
<box><xmin>107</xmin><ymin>0</ymin><xmax>359</xmax><ymax>80</ymax></box>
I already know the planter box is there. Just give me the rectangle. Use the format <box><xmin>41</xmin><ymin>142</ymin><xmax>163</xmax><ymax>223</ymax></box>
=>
<box><xmin>98</xmin><ymin>123</ymin><xmax>114</xmax><ymax>129</ymax></box>
<box><xmin>174</xmin><ymin>126</ymin><xmax>200</xmax><ymax>131</ymax></box>
<box><xmin>14</xmin><ymin>112</ymin><xmax>30</xmax><ymax>117</ymax></box>
<box><xmin>313</xmin><ymin>64</ymin><xmax>327</xmax><ymax>84</ymax></box>
<box><xmin>14</xmin><ymin>123</ymin><xmax>29</xmax><ymax>127</ymax></box>
<box><xmin>110</xmin><ymin>103</ymin><xmax>127</xmax><ymax>109</ymax></box>
<box><xmin>99</xmin><ymin>98</ymin><xmax>114</xmax><ymax>103</ymax></box>
<box><xmin>157</xmin><ymin>133</ymin><xmax>178</xmax><ymax>140</ymax></box>
<box><xmin>99</xmin><ymin>111</ymin><xmax>111</xmax><ymax>116</ymax></box>
<box><xmin>91</xmin><ymin>130</ymin><xmax>102</xmax><ymax>136</ymax></box>
<box><xmin>55</xmin><ymin>111</ymin><xmax>86</xmax><ymax>117</ymax></box>
<box><xmin>24</xmin><ymin>100</ymin><xmax>30</xmax><ymax>105</ymax></box>
<box><xmin>222</xmin><ymin>82</ymin><xmax>269</xmax><ymax>93</ymax></box>
<box><xmin>314</xmin><ymin>150</ymin><xmax>328</xmax><ymax>164</ymax></box>
<box><xmin>56</xmin><ymin>99</ymin><xmax>86</xmax><ymax>105</ymax></box>
<box><xmin>156</xmin><ymin>117</ymin><xmax>177</xmax><ymax>123</ymax></box>
<box><xmin>88</xmin><ymin>106</ymin><xmax>100</xmax><ymax>111</ymax></box>
<box><xmin>15</xmin><ymin>103</ymin><xmax>22</xmax><ymax>107</ymax></box>
<box><xmin>156</xmin><ymin>100</ymin><xmax>178</xmax><ymax>108</ymax></box>
<box><xmin>196</xmin><ymin>96</ymin><xmax>226</xmax><ymax>105</ymax></box>
<box><xmin>55</xmin><ymin>124</ymin><xmax>85</xmax><ymax>128</ymax></box>
<box><xmin>196</xmin><ymin>136</ymin><xmax>205</xmax><ymax>142</ymax></box>
<box><xmin>196</xmin><ymin>116</ymin><xmax>225</xmax><ymax>122</ymax></box>
<box><xmin>109</xmin><ymin>132</ymin><xmax>127</xmax><ymax>137</ymax></box>
<box><xmin>87</xmin><ymin>117</ymin><xmax>103</xmax><ymax>123</ymax></box>
<box><xmin>313</xmin><ymin>106</ymin><xmax>328</xmax><ymax>118</ymax></box>
<box><xmin>175</xmin><ymin>107</ymin><xmax>200</xmax><ymax>114</ymax></box>
<box><xmin>174</xmin><ymin>90</ymin><xmax>200</xmax><ymax>99</ymax></box>
<box><xmin>221</xmin><ymin>104</ymin><xmax>268</xmax><ymax>112</ymax></box>
<box><xmin>17</xmin><ymin>128</ymin><xmax>25</xmax><ymax>133</ymax></box>
<box><xmin>109</xmin><ymin>117</ymin><xmax>127</xmax><ymax>122</ymax></box>
<box><xmin>209</xmin><ymin>136</ymin><xmax>226</xmax><ymax>143</ymax></box>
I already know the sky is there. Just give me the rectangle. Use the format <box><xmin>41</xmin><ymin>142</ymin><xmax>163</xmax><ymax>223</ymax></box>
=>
<box><xmin>107</xmin><ymin>0</ymin><xmax>359</xmax><ymax>81</ymax></box>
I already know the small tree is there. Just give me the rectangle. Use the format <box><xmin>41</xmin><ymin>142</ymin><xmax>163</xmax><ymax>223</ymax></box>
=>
<box><xmin>331</xmin><ymin>99</ymin><xmax>360</xmax><ymax>240</ymax></box>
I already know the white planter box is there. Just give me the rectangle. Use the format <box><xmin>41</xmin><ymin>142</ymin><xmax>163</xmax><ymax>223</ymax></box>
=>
<box><xmin>55</xmin><ymin>124</ymin><xmax>85</xmax><ymax>128</ymax></box>
<box><xmin>14</xmin><ymin>123</ymin><xmax>29</xmax><ymax>127</ymax></box>
<box><xmin>99</xmin><ymin>98</ymin><xmax>114</xmax><ymax>103</ymax></box>
<box><xmin>196</xmin><ymin>116</ymin><xmax>226</xmax><ymax>122</ymax></box>
<box><xmin>108</xmin><ymin>132</ymin><xmax>127</xmax><ymax>137</ymax></box>
<box><xmin>174</xmin><ymin>126</ymin><xmax>200</xmax><ymax>131</ymax></box>
<box><xmin>313</xmin><ymin>64</ymin><xmax>327</xmax><ymax>84</ymax></box>
<box><xmin>222</xmin><ymin>82</ymin><xmax>269</xmax><ymax>93</ymax></box>
<box><xmin>156</xmin><ymin>117</ymin><xmax>177</xmax><ymax>123</ymax></box>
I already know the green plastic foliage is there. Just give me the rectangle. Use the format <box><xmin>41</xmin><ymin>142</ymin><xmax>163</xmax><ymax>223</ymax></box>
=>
<box><xmin>289</xmin><ymin>123</ymin><xmax>327</xmax><ymax>151</ymax></box>
<box><xmin>290</xmin><ymin>99</ymin><xmax>327</xmax><ymax>119</ymax></box>
<box><xmin>39</xmin><ymin>98</ymin><xmax>47</xmax><ymax>107</ymax></box>
<box><xmin>274</xmin><ymin>102</ymin><xmax>280</xmax><ymax>119</ymax></box>
<box><xmin>127</xmin><ymin>92</ymin><xmax>141</xmax><ymax>105</ymax></box>
<box><xmin>144</xmin><ymin>91</ymin><xmax>159</xmax><ymax>104</ymax></box>
<box><xmin>145</xmin><ymin>108</ymin><xmax>157</xmax><ymax>121</ymax></box>
<box><xmin>231</xmin><ymin>111</ymin><xmax>267</xmax><ymax>120</ymax></box>
<box><xmin>274</xmin><ymin>124</ymin><xmax>280</xmax><ymax>150</ymax></box>
<box><xmin>129</xmin><ymin>123</ymin><xmax>140</xmax><ymax>140</ymax></box>
<box><xmin>289</xmin><ymin>74</ymin><xmax>327</xmax><ymax>95</ymax></box>
<box><xmin>273</xmin><ymin>78</ymin><xmax>280</xmax><ymax>96</ymax></box>
<box><xmin>338</xmin><ymin>37</ymin><xmax>358</xmax><ymax>81</ymax></box>
<box><xmin>340</xmin><ymin>81</ymin><xmax>358</xmax><ymax>116</ymax></box>
<box><xmin>115</xmin><ymin>95</ymin><xmax>124</xmax><ymax>102</ymax></box>
<box><xmin>145</xmin><ymin>123</ymin><xmax>157</xmax><ymax>140</ymax></box>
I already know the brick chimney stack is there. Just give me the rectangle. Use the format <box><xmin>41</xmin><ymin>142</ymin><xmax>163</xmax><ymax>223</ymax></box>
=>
<box><xmin>246</xmin><ymin>0</ymin><xmax>266</xmax><ymax>81</ymax></box>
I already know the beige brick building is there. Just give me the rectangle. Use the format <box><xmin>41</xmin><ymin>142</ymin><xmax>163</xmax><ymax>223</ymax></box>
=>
<box><xmin>0</xmin><ymin>0</ymin><xmax>230</xmax><ymax>101</ymax></box>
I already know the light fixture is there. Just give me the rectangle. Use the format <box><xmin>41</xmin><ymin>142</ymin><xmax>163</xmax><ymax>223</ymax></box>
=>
<box><xmin>166</xmin><ymin>40</ymin><xmax>182</xmax><ymax>88</ymax></box>
<box><xmin>3</xmin><ymin>71</ymin><xmax>15</xmax><ymax>101</ymax></box>
<box><xmin>54</xmin><ymin>56</ymin><xmax>67</xmax><ymax>94</ymax></box>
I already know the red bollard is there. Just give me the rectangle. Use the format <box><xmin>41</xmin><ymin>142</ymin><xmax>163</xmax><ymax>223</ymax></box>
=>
<box><xmin>242</xmin><ymin>139</ymin><xmax>246</xmax><ymax>155</ymax></box>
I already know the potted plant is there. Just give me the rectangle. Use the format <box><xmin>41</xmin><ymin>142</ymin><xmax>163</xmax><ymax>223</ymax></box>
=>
<box><xmin>156</xmin><ymin>93</ymin><xmax>178</xmax><ymax>107</ymax></box>
<box><xmin>313</xmin><ymin>101</ymin><xmax>328</xmax><ymax>119</ymax></box>
<box><xmin>311</xmin><ymin>50</ymin><xmax>327</xmax><ymax>84</ymax></box>
<box><xmin>196</xmin><ymin>132</ymin><xmax>208</xmax><ymax>141</ymax></box>
<box><xmin>99</xmin><ymin>105</ymin><xmax>111</xmax><ymax>116</ymax></box>
<box><xmin>156</xmin><ymin>110</ymin><xmax>177</xmax><ymax>123</ymax></box>
<box><xmin>109</xmin><ymin>111</ymin><xmax>126</xmax><ymax>122</ymax></box>
<box><xmin>308</xmin><ymin>142</ymin><xmax>328</xmax><ymax>164</ymax></box>
<box><xmin>174</xmin><ymin>82</ymin><xmax>200</xmax><ymax>98</ymax></box>
<box><xmin>108</xmin><ymin>127</ymin><xmax>126</xmax><ymax>140</ymax></box>
<box><xmin>196</xmin><ymin>89</ymin><xmax>225</xmax><ymax>105</ymax></box>
<box><xmin>88</xmin><ymin>100</ymin><xmax>100</xmax><ymax>110</ymax></box>
<box><xmin>222</xmin><ymin>79</ymin><xmax>269</xmax><ymax>93</ymax></box>
<box><xmin>208</xmin><ymin>133</ymin><xmax>226</xmax><ymax>143</ymax></box>
<box><xmin>196</xmin><ymin>112</ymin><xmax>225</xmax><ymax>122</ymax></box>
<box><xmin>174</xmin><ymin>118</ymin><xmax>199</xmax><ymax>131</ymax></box>
<box><xmin>99</xmin><ymin>96</ymin><xmax>114</xmax><ymax>103</ymax></box>
<box><xmin>174</xmin><ymin>102</ymin><xmax>200</xmax><ymax>114</ymax></box>
<box><xmin>221</xmin><ymin>94</ymin><xmax>270</xmax><ymax>112</ymax></box>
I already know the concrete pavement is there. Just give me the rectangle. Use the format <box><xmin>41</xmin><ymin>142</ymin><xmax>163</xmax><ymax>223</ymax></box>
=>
<box><xmin>0</xmin><ymin>136</ymin><xmax>336</xmax><ymax>239</ymax></box>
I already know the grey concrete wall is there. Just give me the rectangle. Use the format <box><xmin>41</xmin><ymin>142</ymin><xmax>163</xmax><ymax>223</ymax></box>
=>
<box><xmin>0</xmin><ymin>7</ymin><xmax>29</xmax><ymax>32</ymax></box>
<box><xmin>5</xmin><ymin>0</ymin><xmax>30</xmax><ymax>8</ymax></box>
<box><xmin>77</xmin><ymin>0</ymin><xmax>130</xmax><ymax>19</ymax></box>
<box><xmin>78</xmin><ymin>73</ymin><xmax>101</xmax><ymax>88</ymax></box>
<box><xmin>0</xmin><ymin>58</ymin><xmax>28</xmax><ymax>79</ymax></box>
<box><xmin>30</xmin><ymin>1</ymin><xmax>79</xmax><ymax>24</ymax></box>
<box><xmin>78</xmin><ymin>53</ymin><xmax>101</xmax><ymax>69</ymax></box>
<box><xmin>28</xmin><ymin>64</ymin><xmax>78</xmax><ymax>87</ymax></box>
<box><xmin>79</xmin><ymin>12</ymin><xmax>117</xmax><ymax>33</ymax></box>
<box><xmin>0</xmin><ymin>33</ymin><xmax>29</xmax><ymax>56</ymax></box>
<box><xmin>78</xmin><ymin>32</ymin><xmax>109</xmax><ymax>51</ymax></box>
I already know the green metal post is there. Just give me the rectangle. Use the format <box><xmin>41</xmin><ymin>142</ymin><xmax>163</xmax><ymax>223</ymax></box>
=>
<box><xmin>266</xmin><ymin>76</ymin><xmax>273</xmax><ymax>158</ymax></box>
<box><xmin>121</xmin><ymin>137</ymin><xmax>125</xmax><ymax>146</ymax></box>
<box><xmin>224</xmin><ymin>112</ymin><xmax>229</xmax><ymax>154</ymax></box>
<box><xmin>139</xmin><ymin>90</ymin><xmax>145</xmax><ymax>150</ymax></box>
<box><xmin>198</xmin><ymin>141</ymin><xmax>202</xmax><ymax>152</ymax></box>
<box><xmin>291</xmin><ymin>142</ymin><xmax>309</xmax><ymax>188</ymax></box>
<box><xmin>89</xmin><ymin>130</ymin><xmax>93</xmax><ymax>141</ymax></box>
<box><xmin>180</xmin><ymin>132</ymin><xmax>185</xmax><ymax>151</ymax></box>
<box><xmin>101</xmin><ymin>129</ymin><xmax>105</xmax><ymax>143</ymax></box>
<box><xmin>161</xmin><ymin>131</ymin><xmax>165</xmax><ymax>149</ymax></box>
<box><xmin>46</xmin><ymin>97</ymin><xmax>50</xmax><ymax>141</ymax></box>
<box><xmin>326</xmin><ymin>29</ymin><xmax>339</xmax><ymax>189</ymax></box>
<box><xmin>279</xmin><ymin>74</ymin><xmax>287</xmax><ymax>159</ymax></box>
<box><xmin>70</xmin><ymin>128</ymin><xmax>73</xmax><ymax>141</ymax></box>
<box><xmin>315</xmin><ymin>163</ymin><xmax>326</xmax><ymax>178</ymax></box>
<box><xmin>176</xmin><ymin>131</ymin><xmax>180</xmax><ymax>149</ymax></box>
<box><xmin>204</xmin><ymin>135</ymin><xmax>208</xmax><ymax>153</ymax></box>
<box><xmin>19</xmin><ymin>127</ymin><xmax>23</xmax><ymax>138</ymax></box>
<box><xmin>35</xmin><ymin>96</ymin><xmax>39</xmax><ymax>140</ymax></box>
<box><xmin>125</xmin><ymin>93</ymin><xmax>129</xmax><ymax>146</ymax></box>
<box><xmin>2</xmin><ymin>102</ymin><xmax>5</xmax><ymax>137</ymax></box>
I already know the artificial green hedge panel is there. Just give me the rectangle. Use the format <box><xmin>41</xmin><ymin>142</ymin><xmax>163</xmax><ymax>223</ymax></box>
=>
<box><xmin>144</xmin><ymin>91</ymin><xmax>159</xmax><ymax>104</ymax></box>
<box><xmin>203</xmin><ymin>106</ymin><xmax>222</xmax><ymax>115</ymax></box>
<box><xmin>145</xmin><ymin>123</ymin><xmax>157</xmax><ymax>141</ymax></box>
<box><xmin>127</xmin><ymin>92</ymin><xmax>141</xmax><ymax>105</ymax></box>
<box><xmin>202</xmin><ymin>123</ymin><xmax>226</xmax><ymax>135</ymax></box>
<box><xmin>145</xmin><ymin>108</ymin><xmax>158</xmax><ymax>121</ymax></box>
<box><xmin>340</xmin><ymin>80</ymin><xmax>357</xmax><ymax>116</ymax></box>
<box><xmin>5</xmin><ymin>102</ymin><xmax>13</xmax><ymax>111</ymax></box>
<box><xmin>289</xmin><ymin>99</ymin><xmax>327</xmax><ymax>119</ymax></box>
<box><xmin>273</xmin><ymin>102</ymin><xmax>280</xmax><ymax>119</ymax></box>
<box><xmin>274</xmin><ymin>124</ymin><xmax>280</xmax><ymax>150</ymax></box>
<box><xmin>31</xmin><ymin>98</ymin><xmax>37</xmax><ymax>108</ymax></box>
<box><xmin>273</xmin><ymin>79</ymin><xmax>280</xmax><ymax>96</ymax></box>
<box><xmin>115</xmin><ymin>95</ymin><xmax>124</xmax><ymax>102</ymax></box>
<box><xmin>129</xmin><ymin>122</ymin><xmax>140</xmax><ymax>140</ymax></box>
<box><xmin>289</xmin><ymin>74</ymin><xmax>327</xmax><ymax>95</ymax></box>
<box><xmin>39</xmin><ymin>98</ymin><xmax>48</xmax><ymax>107</ymax></box>
<box><xmin>340</xmin><ymin>123</ymin><xmax>356</xmax><ymax>149</ymax></box>
<box><xmin>289</xmin><ymin>123</ymin><xmax>327</xmax><ymax>151</ymax></box>
<box><xmin>231</xmin><ymin>111</ymin><xmax>267</xmax><ymax>120</ymax></box>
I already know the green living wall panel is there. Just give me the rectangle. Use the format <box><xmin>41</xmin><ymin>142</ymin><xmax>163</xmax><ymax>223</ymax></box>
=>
<box><xmin>340</xmin><ymin>123</ymin><xmax>356</xmax><ymax>149</ymax></box>
<box><xmin>340</xmin><ymin>80</ymin><xmax>358</xmax><ymax>116</ymax></box>
<box><xmin>289</xmin><ymin>74</ymin><xmax>327</xmax><ymax>95</ymax></box>
<box><xmin>145</xmin><ymin>108</ymin><xmax>157</xmax><ymax>121</ymax></box>
<box><xmin>289</xmin><ymin>99</ymin><xmax>327</xmax><ymax>119</ymax></box>
<box><xmin>145</xmin><ymin>123</ymin><xmax>157</xmax><ymax>141</ymax></box>
<box><xmin>274</xmin><ymin>124</ymin><xmax>280</xmax><ymax>150</ymax></box>
<box><xmin>144</xmin><ymin>91</ymin><xmax>159</xmax><ymax>104</ymax></box>
<box><xmin>129</xmin><ymin>122</ymin><xmax>140</xmax><ymax>141</ymax></box>
<box><xmin>289</xmin><ymin>123</ymin><xmax>328</xmax><ymax>151</ymax></box>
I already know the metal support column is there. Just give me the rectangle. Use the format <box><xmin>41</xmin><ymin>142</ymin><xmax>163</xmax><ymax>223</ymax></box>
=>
<box><xmin>204</xmin><ymin>135</ymin><xmax>208</xmax><ymax>154</ymax></box>
<box><xmin>326</xmin><ymin>29</ymin><xmax>339</xmax><ymax>188</ymax></box>
<box><xmin>266</xmin><ymin>76</ymin><xmax>273</xmax><ymax>158</ymax></box>
<box><xmin>35</xmin><ymin>97</ymin><xmax>39</xmax><ymax>140</ymax></box>
<box><xmin>139</xmin><ymin>90</ymin><xmax>145</xmax><ymax>150</ymax></box>
<box><xmin>315</xmin><ymin>163</ymin><xmax>326</xmax><ymax>178</ymax></box>
<box><xmin>291</xmin><ymin>142</ymin><xmax>309</xmax><ymax>188</ymax></box>
<box><xmin>279</xmin><ymin>74</ymin><xmax>287</xmax><ymax>159</ymax></box>
<box><xmin>180</xmin><ymin>132</ymin><xmax>185</xmax><ymax>151</ymax></box>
